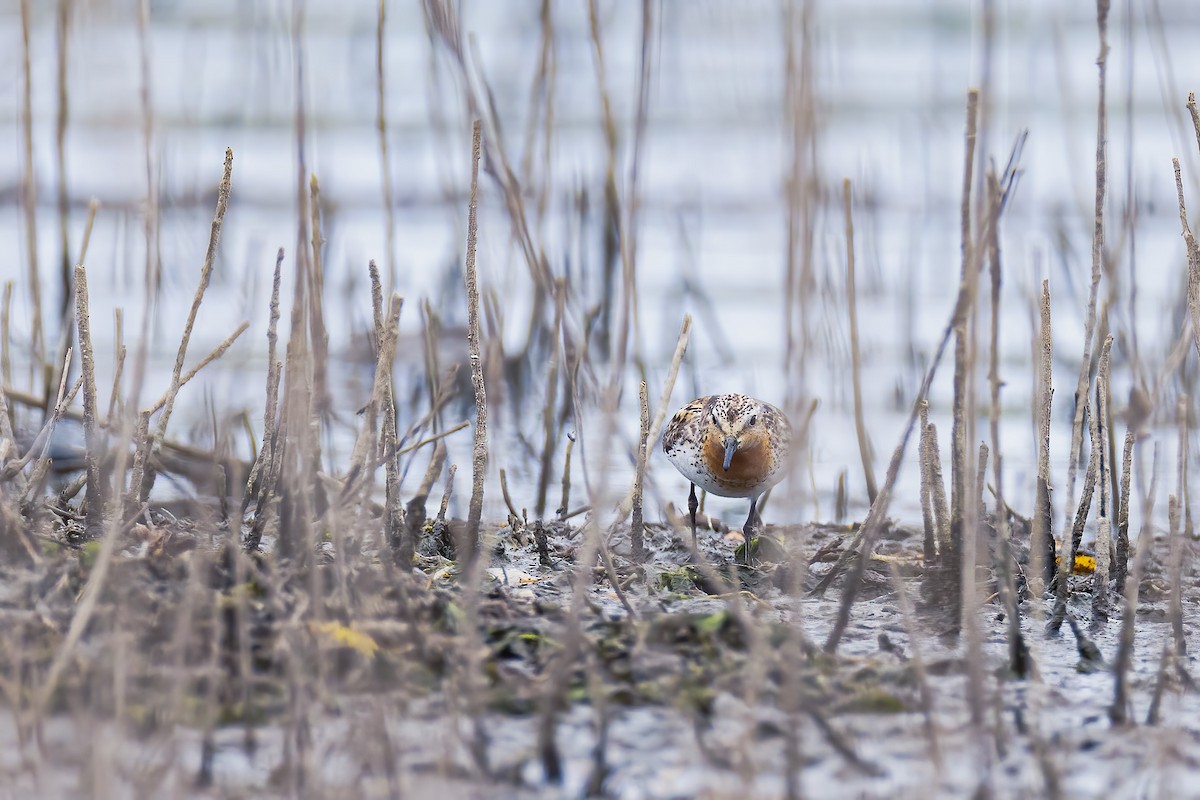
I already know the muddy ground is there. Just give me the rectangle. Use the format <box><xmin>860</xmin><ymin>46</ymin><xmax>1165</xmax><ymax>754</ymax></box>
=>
<box><xmin>0</xmin><ymin>509</ymin><xmax>1196</xmax><ymax>799</ymax></box>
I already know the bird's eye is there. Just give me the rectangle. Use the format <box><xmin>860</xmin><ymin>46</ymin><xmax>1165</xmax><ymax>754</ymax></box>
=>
<box><xmin>711</xmin><ymin>411</ymin><xmax>719</xmax><ymax>425</ymax></box>
<box><xmin>748</xmin><ymin>415</ymin><xmax>757</xmax><ymax>427</ymax></box>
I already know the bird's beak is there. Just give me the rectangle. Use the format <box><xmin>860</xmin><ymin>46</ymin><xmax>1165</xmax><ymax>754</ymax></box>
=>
<box><xmin>723</xmin><ymin>437</ymin><xmax>738</xmax><ymax>471</ymax></box>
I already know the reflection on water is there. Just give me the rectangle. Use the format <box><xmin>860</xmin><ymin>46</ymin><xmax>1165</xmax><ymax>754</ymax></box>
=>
<box><xmin>3</xmin><ymin>0</ymin><xmax>1200</xmax><ymax>532</ymax></box>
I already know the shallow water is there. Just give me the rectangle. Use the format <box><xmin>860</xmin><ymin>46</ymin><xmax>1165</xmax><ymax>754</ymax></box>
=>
<box><xmin>4</xmin><ymin>1</ymin><xmax>1200</xmax><ymax>535</ymax></box>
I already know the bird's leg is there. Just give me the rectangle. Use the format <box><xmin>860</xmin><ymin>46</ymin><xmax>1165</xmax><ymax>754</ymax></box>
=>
<box><xmin>742</xmin><ymin>496</ymin><xmax>760</xmax><ymax>565</ymax></box>
<box><xmin>688</xmin><ymin>483</ymin><xmax>699</xmax><ymax>548</ymax></box>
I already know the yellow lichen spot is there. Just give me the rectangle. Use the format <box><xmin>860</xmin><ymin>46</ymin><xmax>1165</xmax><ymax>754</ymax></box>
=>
<box><xmin>1073</xmin><ymin>554</ymin><xmax>1096</xmax><ymax>574</ymax></box>
<box><xmin>311</xmin><ymin>621</ymin><xmax>379</xmax><ymax>658</ymax></box>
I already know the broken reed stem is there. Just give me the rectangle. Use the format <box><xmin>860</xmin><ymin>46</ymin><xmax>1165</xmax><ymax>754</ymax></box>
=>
<box><xmin>462</xmin><ymin>119</ymin><xmax>487</xmax><ymax>566</ymax></box>
<box><xmin>631</xmin><ymin>381</ymin><xmax>650</xmax><ymax>562</ymax></box>
<box><xmin>558</xmin><ymin>433</ymin><xmax>574</xmax><ymax>520</ymax></box>
<box><xmin>379</xmin><ymin>295</ymin><xmax>404</xmax><ymax>560</ymax></box>
<box><xmin>1110</xmin><ymin>442</ymin><xmax>1157</xmax><ymax>725</ymax></box>
<box><xmin>822</xmin><ymin>297</ymin><xmax>960</xmax><ymax>650</ymax></box>
<box><xmin>985</xmin><ymin>170</ymin><xmax>1028</xmax><ymax>676</ymax></box>
<box><xmin>1092</xmin><ymin>336</ymin><xmax>1114</xmax><ymax>628</ymax></box>
<box><xmin>376</xmin><ymin>0</ymin><xmax>397</xmax><ymax>290</ymax></box>
<box><xmin>1050</xmin><ymin>337</ymin><xmax>1110</xmax><ymax>633</ymax></box>
<box><xmin>244</xmin><ymin>249</ymin><xmax>285</xmax><ymax>549</ymax></box>
<box><xmin>844</xmin><ymin>178</ymin><xmax>877</xmax><ymax>504</ymax></box>
<box><xmin>1032</xmin><ymin>280</ymin><xmax>1055</xmax><ymax>594</ymax></box>
<box><xmin>1170</xmin><ymin>396</ymin><xmax>1188</xmax><ymax>659</ymax></box>
<box><xmin>55</xmin><ymin>0</ymin><xmax>72</xmax><ymax>330</ymax></box>
<box><xmin>1</xmin><ymin>283</ymin><xmax>12</xmax><ymax>395</ymax></box>
<box><xmin>950</xmin><ymin>88</ymin><xmax>980</xmax><ymax>569</ymax></box>
<box><xmin>1059</xmin><ymin>0</ymin><xmax>1110</xmax><ymax>601</ymax></box>
<box><xmin>132</xmin><ymin>148</ymin><xmax>233</xmax><ymax>505</ymax></box>
<box><xmin>143</xmin><ymin>322</ymin><xmax>250</xmax><ymax>415</ymax></box>
<box><xmin>1114</xmin><ymin>429</ymin><xmax>1135</xmax><ymax>594</ymax></box>
<box><xmin>918</xmin><ymin>401</ymin><xmax>937</xmax><ymax>562</ymax></box>
<box><xmin>0</xmin><ymin>285</ymin><xmax>16</xmax><ymax>465</ymax></box>
<box><xmin>10</xmin><ymin>348</ymin><xmax>73</xmax><ymax>489</ymax></box>
<box><xmin>403</xmin><ymin>442</ymin><xmax>446</xmax><ymax>563</ymax></box>
<box><xmin>927</xmin><ymin>421</ymin><xmax>951</xmax><ymax>557</ymax></box>
<box><xmin>614</xmin><ymin>314</ymin><xmax>691</xmax><ymax>522</ymax></box>
<box><xmin>75</xmin><ymin>266</ymin><xmax>102</xmax><ymax>537</ymax></box>
<box><xmin>104</xmin><ymin>309</ymin><xmax>124</xmax><ymax>427</ymax></box>
<box><xmin>535</xmin><ymin>280</ymin><xmax>565</xmax><ymax>520</ymax></box>
<box><xmin>19</xmin><ymin>0</ymin><xmax>45</xmax><ymax>389</ymax></box>
<box><xmin>1173</xmin><ymin>156</ymin><xmax>1200</xmax><ymax>368</ymax></box>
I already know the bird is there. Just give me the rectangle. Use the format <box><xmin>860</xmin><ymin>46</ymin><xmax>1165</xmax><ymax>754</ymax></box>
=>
<box><xmin>662</xmin><ymin>393</ymin><xmax>792</xmax><ymax>560</ymax></box>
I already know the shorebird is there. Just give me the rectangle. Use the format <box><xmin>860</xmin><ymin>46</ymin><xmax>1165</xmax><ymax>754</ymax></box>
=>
<box><xmin>662</xmin><ymin>394</ymin><xmax>792</xmax><ymax>558</ymax></box>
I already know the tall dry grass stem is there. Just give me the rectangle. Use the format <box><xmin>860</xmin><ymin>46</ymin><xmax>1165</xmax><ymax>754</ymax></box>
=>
<box><xmin>1032</xmin><ymin>280</ymin><xmax>1055</xmax><ymax>592</ymax></box>
<box><xmin>844</xmin><ymin>178</ymin><xmax>877</xmax><ymax>504</ymax></box>
<box><xmin>463</xmin><ymin>119</ymin><xmax>487</xmax><ymax>567</ymax></box>
<box><xmin>19</xmin><ymin>0</ymin><xmax>44</xmax><ymax>391</ymax></box>
<box><xmin>75</xmin><ymin>265</ymin><xmax>102</xmax><ymax>537</ymax></box>
<box><xmin>631</xmin><ymin>380</ymin><xmax>650</xmax><ymax>562</ymax></box>
<box><xmin>950</xmin><ymin>88</ymin><xmax>980</xmax><ymax>566</ymax></box>
<box><xmin>131</xmin><ymin>148</ymin><xmax>234</xmax><ymax>505</ymax></box>
<box><xmin>1058</xmin><ymin>0</ymin><xmax>1110</xmax><ymax>604</ymax></box>
<box><xmin>1110</xmin><ymin>443</ymin><xmax>1158</xmax><ymax>724</ymax></box>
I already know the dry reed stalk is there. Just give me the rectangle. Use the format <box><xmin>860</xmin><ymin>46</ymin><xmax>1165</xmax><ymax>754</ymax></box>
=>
<box><xmin>950</xmin><ymin>89</ymin><xmax>980</xmax><ymax>566</ymax></box>
<box><xmin>142</xmin><ymin>323</ymin><xmax>251</xmax><ymax>416</ymax></box>
<box><xmin>963</xmin><ymin>442</ymin><xmax>988</xmax><ymax>738</ymax></box>
<box><xmin>1059</xmin><ymin>0</ymin><xmax>1110</xmax><ymax>602</ymax></box>
<box><xmin>587</xmin><ymin>0</ymin><xmax>621</xmax><ymax>361</ymax></box>
<box><xmin>1092</xmin><ymin>337</ymin><xmax>1114</xmax><ymax>628</ymax></box>
<box><xmin>1114</xmin><ymin>429</ymin><xmax>1135</xmax><ymax>593</ymax></box>
<box><xmin>75</xmin><ymin>265</ymin><xmax>102</xmax><ymax>537</ymax></box>
<box><xmin>1110</xmin><ymin>442</ymin><xmax>1158</xmax><ymax>724</ymax></box>
<box><xmin>1049</xmin><ymin>359</ymin><xmax>1100</xmax><ymax>633</ymax></box>
<box><xmin>381</xmin><ymin>289</ymin><xmax>404</xmax><ymax>560</ymax></box>
<box><xmin>820</xmin><ymin>335</ymin><xmax>955</xmax><ymax>645</ymax></box>
<box><xmin>0</xmin><ymin>286</ymin><xmax>16</xmax><ymax>466</ymax></box>
<box><xmin>631</xmin><ymin>381</ymin><xmax>650</xmax><ymax>562</ymax></box>
<box><xmin>1031</xmin><ymin>280</ymin><xmax>1055</xmax><ymax>593</ymax></box>
<box><xmin>918</xmin><ymin>401</ymin><xmax>936</xmax><ymax>561</ymax></box>
<box><xmin>535</xmin><ymin>280</ymin><xmax>565</xmax><ymax>520</ymax></box>
<box><xmin>376</xmin><ymin>0</ymin><xmax>397</xmax><ymax>290</ymax></box>
<box><xmin>1169</xmin><ymin>397</ymin><xmax>1188</xmax><ymax>659</ymax></box>
<box><xmin>1147</xmin><ymin>488</ymin><xmax>1184</xmax><ymax>725</ymax></box>
<box><xmin>462</xmin><ymin>119</ymin><xmax>487</xmax><ymax>566</ymax></box>
<box><xmin>31</xmin><ymin>375</ymin><xmax>142</xmax><ymax>726</ymax></box>
<box><xmin>844</xmin><ymin>178</ymin><xmax>877</xmax><ymax>503</ymax></box>
<box><xmin>18</xmin><ymin>0</ymin><xmax>44</xmax><ymax>389</ymax></box>
<box><xmin>613</xmin><ymin>314</ymin><xmax>691</xmax><ymax>522</ymax></box>
<box><xmin>1173</xmin><ymin>155</ymin><xmax>1200</xmax><ymax>369</ymax></box>
<box><xmin>558</xmin><ymin>432</ymin><xmax>574</xmax><ymax>520</ymax></box>
<box><xmin>243</xmin><ymin>249</ymin><xmax>284</xmax><ymax>547</ymax></box>
<box><xmin>129</xmin><ymin>0</ymin><xmax>160</xmax><ymax>422</ymax></box>
<box><xmin>927</xmin><ymin>420</ymin><xmax>951</xmax><ymax>556</ymax></box>
<box><xmin>131</xmin><ymin>149</ymin><xmax>234</xmax><ymax>505</ymax></box>
<box><xmin>402</xmin><ymin>442</ymin><xmax>446</xmax><ymax>564</ymax></box>
<box><xmin>985</xmin><ymin>170</ymin><xmax>1028</xmax><ymax>676</ymax></box>
<box><xmin>782</xmin><ymin>0</ymin><xmax>818</xmax><ymax>381</ymax></box>
<box><xmin>55</xmin><ymin>0</ymin><xmax>74</xmax><ymax>334</ymax></box>
<box><xmin>1</xmin><ymin>283</ymin><xmax>12</xmax><ymax>394</ymax></box>
<box><xmin>307</xmin><ymin>175</ymin><xmax>331</xmax><ymax>420</ymax></box>
<box><xmin>346</xmin><ymin>290</ymin><xmax>402</xmax><ymax>487</ymax></box>
<box><xmin>10</xmin><ymin>349</ymin><xmax>74</xmax><ymax>498</ymax></box>
<box><xmin>104</xmin><ymin>309</ymin><xmax>124</xmax><ymax>430</ymax></box>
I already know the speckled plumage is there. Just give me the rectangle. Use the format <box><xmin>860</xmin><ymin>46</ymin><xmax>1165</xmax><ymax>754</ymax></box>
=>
<box><xmin>662</xmin><ymin>394</ymin><xmax>792</xmax><ymax>552</ymax></box>
<box><xmin>663</xmin><ymin>394</ymin><xmax>791</xmax><ymax>498</ymax></box>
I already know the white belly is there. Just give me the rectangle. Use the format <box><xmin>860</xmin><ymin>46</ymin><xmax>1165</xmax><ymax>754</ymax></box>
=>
<box><xmin>664</xmin><ymin>446</ymin><xmax>763</xmax><ymax>499</ymax></box>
